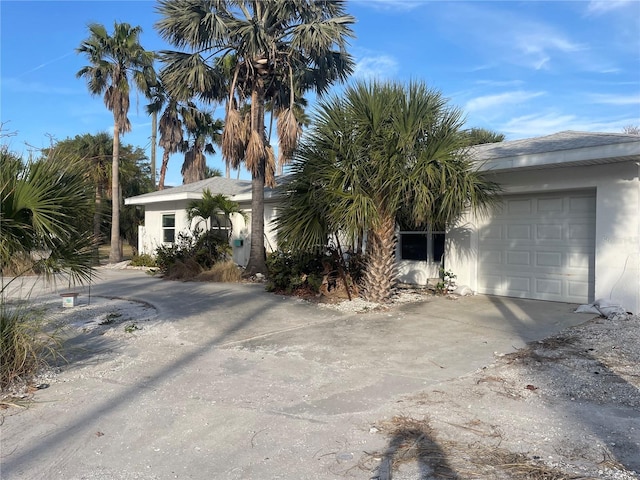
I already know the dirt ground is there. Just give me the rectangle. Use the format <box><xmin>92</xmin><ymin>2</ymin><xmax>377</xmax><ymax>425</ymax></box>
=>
<box><xmin>2</xmin><ymin>289</ymin><xmax>639</xmax><ymax>480</ymax></box>
<box><xmin>363</xmin><ymin>310</ymin><xmax>640</xmax><ymax>480</ymax></box>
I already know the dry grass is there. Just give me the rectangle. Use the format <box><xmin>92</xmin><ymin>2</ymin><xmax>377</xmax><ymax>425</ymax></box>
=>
<box><xmin>364</xmin><ymin>416</ymin><xmax>595</xmax><ymax>480</ymax></box>
<box><xmin>165</xmin><ymin>258</ymin><xmax>203</xmax><ymax>281</ymax></box>
<box><xmin>195</xmin><ymin>261</ymin><xmax>242</xmax><ymax>283</ymax></box>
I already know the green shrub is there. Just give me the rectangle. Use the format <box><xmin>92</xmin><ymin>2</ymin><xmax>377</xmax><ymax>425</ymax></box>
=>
<box><xmin>130</xmin><ymin>253</ymin><xmax>157</xmax><ymax>267</ymax></box>
<box><xmin>155</xmin><ymin>231</ymin><xmax>231</xmax><ymax>278</ymax></box>
<box><xmin>266</xmin><ymin>246</ymin><xmax>365</xmax><ymax>295</ymax></box>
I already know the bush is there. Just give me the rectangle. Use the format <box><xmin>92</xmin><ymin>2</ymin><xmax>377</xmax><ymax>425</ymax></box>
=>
<box><xmin>130</xmin><ymin>253</ymin><xmax>157</xmax><ymax>267</ymax></box>
<box><xmin>196</xmin><ymin>261</ymin><xmax>243</xmax><ymax>283</ymax></box>
<box><xmin>1</xmin><ymin>304</ymin><xmax>62</xmax><ymax>391</ymax></box>
<box><xmin>266</xmin><ymin>246</ymin><xmax>365</xmax><ymax>297</ymax></box>
<box><xmin>155</xmin><ymin>230</ymin><xmax>231</xmax><ymax>278</ymax></box>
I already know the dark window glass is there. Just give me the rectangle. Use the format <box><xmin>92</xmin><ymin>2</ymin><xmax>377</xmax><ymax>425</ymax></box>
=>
<box><xmin>162</xmin><ymin>214</ymin><xmax>175</xmax><ymax>243</ymax></box>
<box><xmin>432</xmin><ymin>233</ymin><xmax>445</xmax><ymax>263</ymax></box>
<box><xmin>162</xmin><ymin>214</ymin><xmax>175</xmax><ymax>228</ymax></box>
<box><xmin>401</xmin><ymin>233</ymin><xmax>428</xmax><ymax>261</ymax></box>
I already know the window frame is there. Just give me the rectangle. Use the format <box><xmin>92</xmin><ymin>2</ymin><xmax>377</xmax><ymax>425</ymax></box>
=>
<box><xmin>162</xmin><ymin>213</ymin><xmax>176</xmax><ymax>244</ymax></box>
<box><xmin>398</xmin><ymin>229</ymin><xmax>446</xmax><ymax>264</ymax></box>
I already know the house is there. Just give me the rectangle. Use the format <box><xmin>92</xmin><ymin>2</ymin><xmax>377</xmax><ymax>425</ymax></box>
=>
<box><xmin>126</xmin><ymin>131</ymin><xmax>640</xmax><ymax>313</ymax></box>
<box><xmin>124</xmin><ymin>176</ymin><xmax>282</xmax><ymax>267</ymax></box>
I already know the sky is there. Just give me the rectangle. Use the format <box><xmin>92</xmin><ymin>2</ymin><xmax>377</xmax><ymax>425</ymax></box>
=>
<box><xmin>1</xmin><ymin>0</ymin><xmax>639</xmax><ymax>187</ymax></box>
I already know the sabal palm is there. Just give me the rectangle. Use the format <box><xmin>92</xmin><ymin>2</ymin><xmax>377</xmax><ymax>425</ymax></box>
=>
<box><xmin>1</xmin><ymin>150</ymin><xmax>95</xmax><ymax>290</ymax></box>
<box><xmin>276</xmin><ymin>80</ymin><xmax>501</xmax><ymax>303</ymax></box>
<box><xmin>181</xmin><ymin>107</ymin><xmax>223</xmax><ymax>185</ymax></box>
<box><xmin>77</xmin><ymin>22</ymin><xmax>156</xmax><ymax>263</ymax></box>
<box><xmin>155</xmin><ymin>0</ymin><xmax>355</xmax><ymax>275</ymax></box>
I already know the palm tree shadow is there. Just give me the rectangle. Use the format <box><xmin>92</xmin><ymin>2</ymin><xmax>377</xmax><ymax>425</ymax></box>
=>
<box><xmin>374</xmin><ymin>417</ymin><xmax>459</xmax><ymax>480</ymax></box>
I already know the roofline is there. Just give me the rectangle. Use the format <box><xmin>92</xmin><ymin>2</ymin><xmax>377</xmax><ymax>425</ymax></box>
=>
<box><xmin>476</xmin><ymin>140</ymin><xmax>640</xmax><ymax>172</ymax></box>
<box><xmin>125</xmin><ymin>188</ymin><xmax>280</xmax><ymax>206</ymax></box>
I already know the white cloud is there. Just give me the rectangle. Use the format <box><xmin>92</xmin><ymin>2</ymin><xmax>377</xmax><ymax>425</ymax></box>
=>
<box><xmin>589</xmin><ymin>93</ymin><xmax>640</xmax><ymax>105</ymax></box>
<box><xmin>500</xmin><ymin>113</ymin><xmax>580</xmax><ymax>137</ymax></box>
<box><xmin>465</xmin><ymin>91</ymin><xmax>546</xmax><ymax>113</ymax></box>
<box><xmin>587</xmin><ymin>0</ymin><xmax>634</xmax><ymax>15</ymax></box>
<box><xmin>499</xmin><ymin>112</ymin><xmax>639</xmax><ymax>138</ymax></box>
<box><xmin>353</xmin><ymin>55</ymin><xmax>399</xmax><ymax>79</ymax></box>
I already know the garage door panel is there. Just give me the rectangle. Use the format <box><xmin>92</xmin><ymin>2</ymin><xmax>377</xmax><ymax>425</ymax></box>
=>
<box><xmin>507</xmin><ymin>225</ymin><xmax>532</xmax><ymax>240</ymax></box>
<box><xmin>507</xmin><ymin>199</ymin><xmax>532</xmax><ymax>214</ymax></box>
<box><xmin>537</xmin><ymin>197</ymin><xmax>563</xmax><ymax>213</ymax></box>
<box><xmin>569</xmin><ymin>195</ymin><xmax>595</xmax><ymax>213</ymax></box>
<box><xmin>506</xmin><ymin>251</ymin><xmax>531</xmax><ymax>266</ymax></box>
<box><xmin>478</xmin><ymin>191</ymin><xmax>595</xmax><ymax>303</ymax></box>
<box><xmin>536</xmin><ymin>252</ymin><xmax>562</xmax><ymax>267</ymax></box>
<box><xmin>536</xmin><ymin>224</ymin><xmax>563</xmax><ymax>240</ymax></box>
<box><xmin>505</xmin><ymin>276</ymin><xmax>531</xmax><ymax>293</ymax></box>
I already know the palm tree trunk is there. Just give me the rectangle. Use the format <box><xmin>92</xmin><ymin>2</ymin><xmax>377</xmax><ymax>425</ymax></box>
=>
<box><xmin>158</xmin><ymin>150</ymin><xmax>170</xmax><ymax>190</ymax></box>
<box><xmin>362</xmin><ymin>212</ymin><xmax>397</xmax><ymax>303</ymax></box>
<box><xmin>151</xmin><ymin>110</ymin><xmax>157</xmax><ymax>188</ymax></box>
<box><xmin>244</xmin><ymin>83</ymin><xmax>268</xmax><ymax>276</ymax></box>
<box><xmin>109</xmin><ymin>122</ymin><xmax>122</xmax><ymax>263</ymax></box>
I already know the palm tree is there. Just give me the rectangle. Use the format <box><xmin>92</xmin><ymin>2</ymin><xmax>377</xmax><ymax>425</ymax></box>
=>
<box><xmin>187</xmin><ymin>189</ymin><xmax>245</xmax><ymax>242</ymax></box>
<box><xmin>462</xmin><ymin>127</ymin><xmax>505</xmax><ymax>145</ymax></box>
<box><xmin>180</xmin><ymin>107</ymin><xmax>223</xmax><ymax>184</ymax></box>
<box><xmin>76</xmin><ymin>22</ymin><xmax>156</xmax><ymax>263</ymax></box>
<box><xmin>276</xmin><ymin>80</ymin><xmax>502</xmax><ymax>303</ymax></box>
<box><xmin>155</xmin><ymin>0</ymin><xmax>355</xmax><ymax>275</ymax></box>
<box><xmin>1</xmin><ymin>148</ymin><xmax>95</xmax><ymax>288</ymax></box>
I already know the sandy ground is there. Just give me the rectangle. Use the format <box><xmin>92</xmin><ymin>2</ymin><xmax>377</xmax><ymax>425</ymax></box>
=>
<box><xmin>1</xmin><ymin>288</ymin><xmax>639</xmax><ymax>480</ymax></box>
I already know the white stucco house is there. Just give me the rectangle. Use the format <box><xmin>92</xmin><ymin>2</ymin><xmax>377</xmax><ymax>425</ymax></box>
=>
<box><xmin>125</xmin><ymin>131</ymin><xmax>640</xmax><ymax>313</ymax></box>
<box><xmin>125</xmin><ymin>176</ymin><xmax>282</xmax><ymax>268</ymax></box>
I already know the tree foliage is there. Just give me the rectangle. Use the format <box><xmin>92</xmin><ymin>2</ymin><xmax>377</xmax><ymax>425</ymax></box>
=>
<box><xmin>276</xmin><ymin>80</ymin><xmax>502</xmax><ymax>303</ymax></box>
<box><xmin>1</xmin><ymin>147</ymin><xmax>95</xmax><ymax>286</ymax></box>
<box><xmin>77</xmin><ymin>22</ymin><xmax>156</xmax><ymax>263</ymax></box>
<box><xmin>155</xmin><ymin>0</ymin><xmax>355</xmax><ymax>275</ymax></box>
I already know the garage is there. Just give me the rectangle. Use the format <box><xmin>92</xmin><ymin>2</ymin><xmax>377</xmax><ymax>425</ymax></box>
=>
<box><xmin>477</xmin><ymin>190</ymin><xmax>596</xmax><ymax>303</ymax></box>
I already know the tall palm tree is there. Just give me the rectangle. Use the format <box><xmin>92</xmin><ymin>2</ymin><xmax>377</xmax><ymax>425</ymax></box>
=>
<box><xmin>180</xmin><ymin>106</ymin><xmax>223</xmax><ymax>184</ymax></box>
<box><xmin>276</xmin><ymin>80</ymin><xmax>502</xmax><ymax>303</ymax></box>
<box><xmin>77</xmin><ymin>22</ymin><xmax>156</xmax><ymax>263</ymax></box>
<box><xmin>155</xmin><ymin>0</ymin><xmax>355</xmax><ymax>275</ymax></box>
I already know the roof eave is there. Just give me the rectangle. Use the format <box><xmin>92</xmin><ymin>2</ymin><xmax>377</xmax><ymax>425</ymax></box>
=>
<box><xmin>477</xmin><ymin>142</ymin><xmax>640</xmax><ymax>173</ymax></box>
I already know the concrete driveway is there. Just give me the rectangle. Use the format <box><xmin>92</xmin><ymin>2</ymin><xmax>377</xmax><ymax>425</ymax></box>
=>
<box><xmin>1</xmin><ymin>268</ymin><xmax>595</xmax><ymax>479</ymax></box>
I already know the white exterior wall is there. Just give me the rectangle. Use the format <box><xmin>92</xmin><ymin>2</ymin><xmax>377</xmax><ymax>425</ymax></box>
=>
<box><xmin>447</xmin><ymin>161</ymin><xmax>640</xmax><ymax>313</ymax></box>
<box><xmin>138</xmin><ymin>199</ymin><xmax>277</xmax><ymax>268</ymax></box>
<box><xmin>138</xmin><ymin>200</ymin><xmax>192</xmax><ymax>255</ymax></box>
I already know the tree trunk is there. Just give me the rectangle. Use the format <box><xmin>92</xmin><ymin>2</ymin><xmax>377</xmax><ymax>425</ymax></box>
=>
<box><xmin>362</xmin><ymin>212</ymin><xmax>397</xmax><ymax>303</ymax></box>
<box><xmin>158</xmin><ymin>149</ymin><xmax>170</xmax><ymax>190</ymax></box>
<box><xmin>93</xmin><ymin>184</ymin><xmax>103</xmax><ymax>242</ymax></box>
<box><xmin>151</xmin><ymin>110</ymin><xmax>157</xmax><ymax>188</ymax></box>
<box><xmin>244</xmin><ymin>83</ymin><xmax>268</xmax><ymax>276</ymax></box>
<box><xmin>109</xmin><ymin>122</ymin><xmax>122</xmax><ymax>263</ymax></box>
<box><xmin>181</xmin><ymin>149</ymin><xmax>206</xmax><ymax>185</ymax></box>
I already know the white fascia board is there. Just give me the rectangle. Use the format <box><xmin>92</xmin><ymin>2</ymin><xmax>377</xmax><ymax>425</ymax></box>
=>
<box><xmin>478</xmin><ymin>141</ymin><xmax>640</xmax><ymax>172</ymax></box>
<box><xmin>125</xmin><ymin>191</ymin><xmax>236</xmax><ymax>206</ymax></box>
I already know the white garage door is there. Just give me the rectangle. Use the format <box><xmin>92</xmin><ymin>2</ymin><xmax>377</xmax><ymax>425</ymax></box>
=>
<box><xmin>477</xmin><ymin>191</ymin><xmax>595</xmax><ymax>303</ymax></box>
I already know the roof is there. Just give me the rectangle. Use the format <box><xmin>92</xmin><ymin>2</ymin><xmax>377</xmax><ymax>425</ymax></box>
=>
<box><xmin>126</xmin><ymin>131</ymin><xmax>640</xmax><ymax>205</ymax></box>
<box><xmin>470</xmin><ymin>131</ymin><xmax>640</xmax><ymax>172</ymax></box>
<box><xmin>125</xmin><ymin>176</ymin><xmax>281</xmax><ymax>206</ymax></box>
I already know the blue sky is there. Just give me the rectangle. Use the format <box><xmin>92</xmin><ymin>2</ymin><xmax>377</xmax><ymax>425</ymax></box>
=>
<box><xmin>1</xmin><ymin>0</ymin><xmax>639</xmax><ymax>187</ymax></box>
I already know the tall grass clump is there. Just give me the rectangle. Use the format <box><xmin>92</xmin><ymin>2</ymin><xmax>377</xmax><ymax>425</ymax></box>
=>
<box><xmin>0</xmin><ymin>304</ymin><xmax>63</xmax><ymax>390</ymax></box>
<box><xmin>1</xmin><ymin>142</ymin><xmax>95</xmax><ymax>390</ymax></box>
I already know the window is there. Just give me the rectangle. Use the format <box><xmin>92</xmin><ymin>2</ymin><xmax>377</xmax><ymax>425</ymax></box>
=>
<box><xmin>399</xmin><ymin>230</ymin><xmax>445</xmax><ymax>263</ymax></box>
<box><xmin>162</xmin><ymin>214</ymin><xmax>175</xmax><ymax>243</ymax></box>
